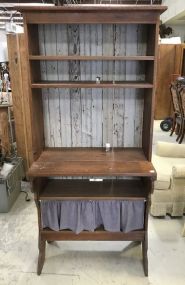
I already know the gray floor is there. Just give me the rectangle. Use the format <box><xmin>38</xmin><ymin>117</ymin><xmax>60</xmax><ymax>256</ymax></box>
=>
<box><xmin>0</xmin><ymin>121</ymin><xmax>185</xmax><ymax>285</ymax></box>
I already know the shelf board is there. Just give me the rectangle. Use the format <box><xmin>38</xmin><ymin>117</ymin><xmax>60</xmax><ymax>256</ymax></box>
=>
<box><xmin>17</xmin><ymin>5</ymin><xmax>167</xmax><ymax>13</ymax></box>
<box><xmin>40</xmin><ymin>179</ymin><xmax>147</xmax><ymax>200</ymax></box>
<box><xmin>31</xmin><ymin>81</ymin><xmax>153</xmax><ymax>89</ymax></box>
<box><xmin>41</xmin><ymin>227</ymin><xmax>146</xmax><ymax>241</ymax></box>
<box><xmin>29</xmin><ymin>55</ymin><xmax>155</xmax><ymax>61</ymax></box>
<box><xmin>28</xmin><ymin>147</ymin><xmax>156</xmax><ymax>177</ymax></box>
<box><xmin>41</xmin><ymin>227</ymin><xmax>145</xmax><ymax>241</ymax></box>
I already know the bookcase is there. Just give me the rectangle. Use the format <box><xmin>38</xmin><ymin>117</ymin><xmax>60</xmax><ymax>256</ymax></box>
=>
<box><xmin>17</xmin><ymin>4</ymin><xmax>166</xmax><ymax>276</ymax></box>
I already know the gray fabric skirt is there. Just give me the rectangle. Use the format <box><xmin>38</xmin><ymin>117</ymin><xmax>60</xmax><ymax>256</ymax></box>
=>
<box><xmin>41</xmin><ymin>200</ymin><xmax>145</xmax><ymax>234</ymax></box>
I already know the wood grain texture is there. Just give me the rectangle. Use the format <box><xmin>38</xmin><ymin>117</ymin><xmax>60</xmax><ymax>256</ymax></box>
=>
<box><xmin>7</xmin><ymin>34</ymin><xmax>32</xmax><ymax>170</ymax></box>
<box><xmin>12</xmin><ymin>6</ymin><xmax>164</xmax><ymax>277</ymax></box>
<box><xmin>154</xmin><ymin>44</ymin><xmax>178</xmax><ymax>119</ymax></box>
<box><xmin>38</xmin><ymin>24</ymin><xmax>148</xmax><ymax>148</ymax></box>
<box><xmin>31</xmin><ymin>81</ymin><xmax>153</xmax><ymax>88</ymax></box>
<box><xmin>28</xmin><ymin>148</ymin><xmax>156</xmax><ymax>178</ymax></box>
<box><xmin>22</xmin><ymin>9</ymin><xmax>165</xmax><ymax>24</ymax></box>
<box><xmin>17</xmin><ymin>6</ymin><xmax>167</xmax><ymax>12</ymax></box>
<box><xmin>41</xmin><ymin>228</ymin><xmax>145</xmax><ymax>241</ymax></box>
<box><xmin>29</xmin><ymin>55</ymin><xmax>155</xmax><ymax>61</ymax></box>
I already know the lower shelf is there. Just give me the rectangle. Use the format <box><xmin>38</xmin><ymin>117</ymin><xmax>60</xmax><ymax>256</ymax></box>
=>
<box><xmin>39</xmin><ymin>179</ymin><xmax>148</xmax><ymax>200</ymax></box>
<box><xmin>41</xmin><ymin>228</ymin><xmax>145</xmax><ymax>241</ymax></box>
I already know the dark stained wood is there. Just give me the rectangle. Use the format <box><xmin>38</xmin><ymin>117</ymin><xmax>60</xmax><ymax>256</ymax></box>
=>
<box><xmin>24</xmin><ymin>21</ymin><xmax>45</xmax><ymax>163</ymax></box>
<box><xmin>31</xmin><ymin>81</ymin><xmax>153</xmax><ymax>89</ymax></box>
<box><xmin>29</xmin><ymin>55</ymin><xmax>155</xmax><ymax>61</ymax></box>
<box><xmin>28</xmin><ymin>148</ymin><xmax>156</xmax><ymax>178</ymax></box>
<box><xmin>18</xmin><ymin>4</ymin><xmax>165</xmax><ymax>276</ymax></box>
<box><xmin>41</xmin><ymin>228</ymin><xmax>145</xmax><ymax>241</ymax></box>
<box><xmin>142</xmin><ymin>89</ymin><xmax>153</xmax><ymax>161</ymax></box>
<box><xmin>27</xmin><ymin>24</ymin><xmax>40</xmax><ymax>55</ymax></box>
<box><xmin>141</xmin><ymin>178</ymin><xmax>153</xmax><ymax>276</ymax></box>
<box><xmin>39</xmin><ymin>179</ymin><xmax>148</xmax><ymax>200</ymax></box>
<box><xmin>30</xmin><ymin>61</ymin><xmax>41</xmax><ymax>83</ymax></box>
<box><xmin>146</xmin><ymin>24</ymin><xmax>156</xmax><ymax>56</ymax></box>
<box><xmin>180</xmin><ymin>44</ymin><xmax>185</xmax><ymax>75</ymax></box>
<box><xmin>143</xmin><ymin>22</ymin><xmax>159</xmax><ymax>161</ymax></box>
<box><xmin>23</xmin><ymin>11</ymin><xmax>161</xmax><ymax>24</ymax></box>
<box><xmin>17</xmin><ymin>5</ymin><xmax>167</xmax><ymax>12</ymax></box>
<box><xmin>31</xmin><ymin>89</ymin><xmax>45</xmax><ymax>161</ymax></box>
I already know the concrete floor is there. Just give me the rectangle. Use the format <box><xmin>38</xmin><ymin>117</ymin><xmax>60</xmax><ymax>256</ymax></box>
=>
<box><xmin>0</xmin><ymin>121</ymin><xmax>185</xmax><ymax>285</ymax></box>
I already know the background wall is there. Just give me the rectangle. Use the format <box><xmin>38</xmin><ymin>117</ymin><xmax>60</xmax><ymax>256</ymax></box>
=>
<box><xmin>161</xmin><ymin>0</ymin><xmax>185</xmax><ymax>23</ymax></box>
<box><xmin>170</xmin><ymin>24</ymin><xmax>185</xmax><ymax>43</ymax></box>
<box><xmin>0</xmin><ymin>30</ymin><xmax>8</xmax><ymax>62</ymax></box>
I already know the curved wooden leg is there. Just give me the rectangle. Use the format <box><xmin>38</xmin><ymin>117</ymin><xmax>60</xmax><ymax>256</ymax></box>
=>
<box><xmin>176</xmin><ymin>126</ymin><xmax>181</xmax><ymax>141</ymax></box>
<box><xmin>142</xmin><ymin>236</ymin><xmax>148</xmax><ymax>277</ymax></box>
<box><xmin>170</xmin><ymin>115</ymin><xmax>176</xmax><ymax>136</ymax></box>
<box><xmin>176</xmin><ymin>120</ymin><xmax>183</xmax><ymax>141</ymax></box>
<box><xmin>179</xmin><ymin>122</ymin><xmax>185</xmax><ymax>144</ymax></box>
<box><xmin>37</xmin><ymin>239</ymin><xmax>46</xmax><ymax>275</ymax></box>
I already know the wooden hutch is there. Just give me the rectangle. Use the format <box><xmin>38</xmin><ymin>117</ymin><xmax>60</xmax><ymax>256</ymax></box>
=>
<box><xmin>16</xmin><ymin>4</ymin><xmax>166</xmax><ymax>276</ymax></box>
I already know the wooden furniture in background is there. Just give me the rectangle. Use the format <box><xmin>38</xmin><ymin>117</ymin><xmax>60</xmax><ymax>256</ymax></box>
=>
<box><xmin>17</xmin><ymin>4</ymin><xmax>166</xmax><ymax>276</ymax></box>
<box><xmin>177</xmin><ymin>43</ymin><xmax>185</xmax><ymax>76</ymax></box>
<box><xmin>155</xmin><ymin>43</ymin><xmax>185</xmax><ymax>120</ymax></box>
<box><xmin>155</xmin><ymin>44</ymin><xmax>180</xmax><ymax>119</ymax></box>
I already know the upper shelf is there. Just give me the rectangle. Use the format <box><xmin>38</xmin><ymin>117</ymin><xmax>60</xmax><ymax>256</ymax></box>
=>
<box><xmin>29</xmin><ymin>55</ymin><xmax>155</xmax><ymax>61</ymax></box>
<box><xmin>16</xmin><ymin>5</ymin><xmax>167</xmax><ymax>13</ymax></box>
<box><xmin>28</xmin><ymin>147</ymin><xmax>156</xmax><ymax>178</ymax></box>
<box><xmin>16</xmin><ymin>5</ymin><xmax>167</xmax><ymax>24</ymax></box>
<box><xmin>31</xmin><ymin>81</ymin><xmax>153</xmax><ymax>89</ymax></box>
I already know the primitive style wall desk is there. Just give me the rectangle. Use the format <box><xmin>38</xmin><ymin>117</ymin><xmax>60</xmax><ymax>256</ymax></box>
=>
<box><xmin>16</xmin><ymin>4</ymin><xmax>166</xmax><ymax>276</ymax></box>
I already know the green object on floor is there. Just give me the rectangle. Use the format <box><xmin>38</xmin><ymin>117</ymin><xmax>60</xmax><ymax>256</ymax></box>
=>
<box><xmin>0</xmin><ymin>157</ymin><xmax>24</xmax><ymax>213</ymax></box>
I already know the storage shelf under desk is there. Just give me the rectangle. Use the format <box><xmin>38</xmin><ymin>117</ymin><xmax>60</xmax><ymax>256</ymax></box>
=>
<box><xmin>28</xmin><ymin>147</ymin><xmax>156</xmax><ymax>178</ymax></box>
<box><xmin>39</xmin><ymin>179</ymin><xmax>148</xmax><ymax>201</ymax></box>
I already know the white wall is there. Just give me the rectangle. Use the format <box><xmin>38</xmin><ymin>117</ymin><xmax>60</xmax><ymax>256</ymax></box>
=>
<box><xmin>161</xmin><ymin>0</ymin><xmax>185</xmax><ymax>23</ymax></box>
<box><xmin>0</xmin><ymin>30</ymin><xmax>8</xmax><ymax>62</ymax></box>
<box><xmin>0</xmin><ymin>25</ymin><xmax>24</xmax><ymax>62</ymax></box>
<box><xmin>170</xmin><ymin>24</ymin><xmax>185</xmax><ymax>43</ymax></box>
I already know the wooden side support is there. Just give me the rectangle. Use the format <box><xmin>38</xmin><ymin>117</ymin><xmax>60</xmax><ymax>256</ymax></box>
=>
<box><xmin>7</xmin><ymin>34</ymin><xmax>32</xmax><ymax>171</ymax></box>
<box><xmin>32</xmin><ymin>176</ymin><xmax>152</xmax><ymax>276</ymax></box>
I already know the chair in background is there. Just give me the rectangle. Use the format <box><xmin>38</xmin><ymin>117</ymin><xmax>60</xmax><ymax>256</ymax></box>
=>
<box><xmin>178</xmin><ymin>88</ymin><xmax>185</xmax><ymax>144</ymax></box>
<box><xmin>151</xmin><ymin>141</ymin><xmax>185</xmax><ymax>218</ymax></box>
<box><xmin>169</xmin><ymin>83</ymin><xmax>182</xmax><ymax>139</ymax></box>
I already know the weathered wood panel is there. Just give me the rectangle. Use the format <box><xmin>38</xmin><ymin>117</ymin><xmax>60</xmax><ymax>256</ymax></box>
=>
<box><xmin>113</xmin><ymin>24</ymin><xmax>126</xmax><ymax>147</ymax></box>
<box><xmin>56</xmin><ymin>24</ymin><xmax>71</xmax><ymax>147</ymax></box>
<box><xmin>102</xmin><ymin>24</ymin><xmax>114</xmax><ymax>147</ymax></box>
<box><xmin>91</xmin><ymin>24</ymin><xmax>103</xmax><ymax>147</ymax></box>
<box><xmin>68</xmin><ymin>24</ymin><xmax>82</xmax><ymax>147</ymax></box>
<box><xmin>80</xmin><ymin>24</ymin><xmax>92</xmax><ymax>147</ymax></box>
<box><xmin>7</xmin><ymin>33</ymin><xmax>33</xmax><ymax>171</ymax></box>
<box><xmin>38</xmin><ymin>24</ymin><xmax>146</xmax><ymax>148</ymax></box>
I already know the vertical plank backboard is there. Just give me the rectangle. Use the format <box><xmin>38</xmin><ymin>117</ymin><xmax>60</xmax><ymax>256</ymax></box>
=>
<box><xmin>113</xmin><ymin>24</ymin><xmax>126</xmax><ymax>147</ymax></box>
<box><xmin>56</xmin><ymin>24</ymin><xmax>71</xmax><ymax>147</ymax></box>
<box><xmin>124</xmin><ymin>25</ymin><xmax>137</xmax><ymax>147</ymax></box>
<box><xmin>68</xmin><ymin>24</ymin><xmax>82</xmax><ymax>147</ymax></box>
<box><xmin>91</xmin><ymin>24</ymin><xmax>103</xmax><ymax>147</ymax></box>
<box><xmin>46</xmin><ymin>25</ymin><xmax>61</xmax><ymax>147</ymax></box>
<box><xmin>80</xmin><ymin>24</ymin><xmax>92</xmax><ymax>147</ymax></box>
<box><xmin>102</xmin><ymin>25</ymin><xmax>114</xmax><ymax>147</ymax></box>
<box><xmin>38</xmin><ymin>25</ymin><xmax>50</xmax><ymax>147</ymax></box>
<box><xmin>38</xmin><ymin>23</ymin><xmax>145</xmax><ymax>149</ymax></box>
